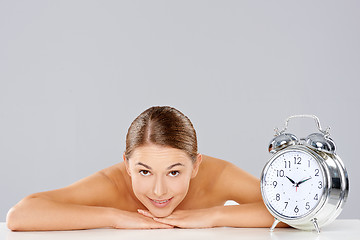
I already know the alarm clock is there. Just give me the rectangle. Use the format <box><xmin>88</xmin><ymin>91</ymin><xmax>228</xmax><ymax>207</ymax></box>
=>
<box><xmin>260</xmin><ymin>115</ymin><xmax>349</xmax><ymax>233</ymax></box>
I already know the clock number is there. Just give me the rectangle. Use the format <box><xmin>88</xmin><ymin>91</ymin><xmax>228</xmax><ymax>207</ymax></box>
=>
<box><xmin>315</xmin><ymin>169</ymin><xmax>319</xmax><ymax>176</ymax></box>
<box><xmin>284</xmin><ymin>201</ymin><xmax>289</xmax><ymax>209</ymax></box>
<box><xmin>314</xmin><ymin>194</ymin><xmax>319</xmax><ymax>201</ymax></box>
<box><xmin>308</xmin><ymin>160</ymin><xmax>311</xmax><ymax>168</ymax></box>
<box><xmin>305</xmin><ymin>202</ymin><xmax>310</xmax><ymax>210</ymax></box>
<box><xmin>276</xmin><ymin>170</ymin><xmax>285</xmax><ymax>177</ymax></box>
<box><xmin>294</xmin><ymin>157</ymin><xmax>301</xmax><ymax>164</ymax></box>
<box><xmin>276</xmin><ymin>193</ymin><xmax>280</xmax><ymax>201</ymax></box>
<box><xmin>294</xmin><ymin>206</ymin><xmax>299</xmax><ymax>213</ymax></box>
<box><xmin>318</xmin><ymin>181</ymin><xmax>323</xmax><ymax>189</ymax></box>
<box><xmin>284</xmin><ymin>160</ymin><xmax>291</xmax><ymax>168</ymax></box>
<box><xmin>273</xmin><ymin>181</ymin><xmax>277</xmax><ymax>188</ymax></box>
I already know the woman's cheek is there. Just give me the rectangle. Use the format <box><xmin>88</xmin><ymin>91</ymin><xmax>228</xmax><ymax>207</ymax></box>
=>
<box><xmin>132</xmin><ymin>176</ymin><xmax>152</xmax><ymax>195</ymax></box>
<box><xmin>170</xmin><ymin>176</ymin><xmax>190</xmax><ymax>197</ymax></box>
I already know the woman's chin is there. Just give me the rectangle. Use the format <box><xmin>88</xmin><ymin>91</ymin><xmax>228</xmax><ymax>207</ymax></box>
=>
<box><xmin>148</xmin><ymin>208</ymin><xmax>173</xmax><ymax>218</ymax></box>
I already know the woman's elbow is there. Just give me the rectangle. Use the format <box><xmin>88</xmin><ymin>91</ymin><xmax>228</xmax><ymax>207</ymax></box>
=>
<box><xmin>6</xmin><ymin>206</ymin><xmax>21</xmax><ymax>231</ymax></box>
<box><xmin>6</xmin><ymin>194</ymin><xmax>40</xmax><ymax>231</ymax></box>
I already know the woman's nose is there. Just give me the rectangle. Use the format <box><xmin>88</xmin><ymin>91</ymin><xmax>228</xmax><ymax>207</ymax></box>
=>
<box><xmin>153</xmin><ymin>176</ymin><xmax>167</xmax><ymax>197</ymax></box>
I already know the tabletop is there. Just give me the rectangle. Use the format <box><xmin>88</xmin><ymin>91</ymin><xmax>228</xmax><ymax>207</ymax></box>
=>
<box><xmin>1</xmin><ymin>219</ymin><xmax>359</xmax><ymax>240</ymax></box>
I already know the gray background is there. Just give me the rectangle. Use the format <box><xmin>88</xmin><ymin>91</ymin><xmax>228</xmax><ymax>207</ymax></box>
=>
<box><xmin>1</xmin><ymin>0</ymin><xmax>359</xmax><ymax>222</ymax></box>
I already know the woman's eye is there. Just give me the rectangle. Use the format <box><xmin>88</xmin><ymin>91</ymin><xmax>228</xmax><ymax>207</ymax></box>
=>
<box><xmin>139</xmin><ymin>170</ymin><xmax>151</xmax><ymax>176</ymax></box>
<box><xmin>169</xmin><ymin>171</ymin><xmax>180</xmax><ymax>177</ymax></box>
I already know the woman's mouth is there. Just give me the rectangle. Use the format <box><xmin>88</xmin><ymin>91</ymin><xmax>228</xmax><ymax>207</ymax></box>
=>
<box><xmin>149</xmin><ymin>197</ymin><xmax>173</xmax><ymax>208</ymax></box>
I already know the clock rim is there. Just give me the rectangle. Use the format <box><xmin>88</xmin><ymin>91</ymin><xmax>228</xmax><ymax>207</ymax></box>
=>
<box><xmin>260</xmin><ymin>145</ymin><xmax>330</xmax><ymax>222</ymax></box>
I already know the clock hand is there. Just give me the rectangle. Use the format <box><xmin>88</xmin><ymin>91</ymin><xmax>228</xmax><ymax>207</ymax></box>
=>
<box><xmin>296</xmin><ymin>177</ymin><xmax>312</xmax><ymax>187</ymax></box>
<box><xmin>286</xmin><ymin>176</ymin><xmax>296</xmax><ymax>185</ymax></box>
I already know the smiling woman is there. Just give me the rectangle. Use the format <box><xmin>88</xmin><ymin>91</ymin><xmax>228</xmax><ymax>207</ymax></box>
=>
<box><xmin>125</xmin><ymin>144</ymin><xmax>199</xmax><ymax>218</ymax></box>
<box><xmin>6</xmin><ymin>106</ymin><xmax>283</xmax><ymax>231</ymax></box>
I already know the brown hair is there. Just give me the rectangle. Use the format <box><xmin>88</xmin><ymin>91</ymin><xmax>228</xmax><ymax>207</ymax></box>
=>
<box><xmin>125</xmin><ymin>106</ymin><xmax>198</xmax><ymax>162</ymax></box>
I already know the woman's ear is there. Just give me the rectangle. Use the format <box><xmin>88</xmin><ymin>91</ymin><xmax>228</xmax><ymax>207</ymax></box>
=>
<box><xmin>191</xmin><ymin>153</ymin><xmax>203</xmax><ymax>178</ymax></box>
<box><xmin>123</xmin><ymin>153</ymin><xmax>131</xmax><ymax>177</ymax></box>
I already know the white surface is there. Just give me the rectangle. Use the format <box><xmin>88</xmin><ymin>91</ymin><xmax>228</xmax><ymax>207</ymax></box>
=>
<box><xmin>0</xmin><ymin>219</ymin><xmax>359</xmax><ymax>240</ymax></box>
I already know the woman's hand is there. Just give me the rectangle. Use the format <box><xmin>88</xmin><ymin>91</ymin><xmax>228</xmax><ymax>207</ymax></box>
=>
<box><xmin>137</xmin><ymin>208</ymin><xmax>219</xmax><ymax>229</ymax></box>
<box><xmin>112</xmin><ymin>209</ymin><xmax>174</xmax><ymax>229</ymax></box>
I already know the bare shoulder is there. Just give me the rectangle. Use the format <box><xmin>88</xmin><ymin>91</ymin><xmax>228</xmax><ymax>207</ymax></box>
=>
<box><xmin>193</xmin><ymin>155</ymin><xmax>229</xmax><ymax>189</ymax></box>
<box><xmin>98</xmin><ymin>162</ymin><xmax>128</xmax><ymax>193</ymax></box>
<box><xmin>30</xmin><ymin>163</ymin><xmax>133</xmax><ymax>209</ymax></box>
<box><xmin>199</xmin><ymin>155</ymin><xmax>229</xmax><ymax>172</ymax></box>
<box><xmin>200</xmin><ymin>155</ymin><xmax>261</xmax><ymax>204</ymax></box>
<box><xmin>199</xmin><ymin>155</ymin><xmax>255</xmax><ymax>180</ymax></box>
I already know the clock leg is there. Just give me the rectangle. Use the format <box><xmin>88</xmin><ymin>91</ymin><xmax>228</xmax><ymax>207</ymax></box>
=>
<box><xmin>270</xmin><ymin>218</ymin><xmax>280</xmax><ymax>231</ymax></box>
<box><xmin>311</xmin><ymin>218</ymin><xmax>320</xmax><ymax>234</ymax></box>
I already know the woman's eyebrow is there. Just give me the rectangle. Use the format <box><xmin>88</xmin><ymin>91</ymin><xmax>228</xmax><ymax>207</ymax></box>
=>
<box><xmin>136</xmin><ymin>162</ymin><xmax>152</xmax><ymax>170</ymax></box>
<box><xmin>135</xmin><ymin>162</ymin><xmax>184</xmax><ymax>170</ymax></box>
<box><xmin>167</xmin><ymin>163</ymin><xmax>185</xmax><ymax>170</ymax></box>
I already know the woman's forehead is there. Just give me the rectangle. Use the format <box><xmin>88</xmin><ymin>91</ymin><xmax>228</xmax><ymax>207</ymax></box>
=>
<box><xmin>129</xmin><ymin>144</ymin><xmax>191</xmax><ymax>165</ymax></box>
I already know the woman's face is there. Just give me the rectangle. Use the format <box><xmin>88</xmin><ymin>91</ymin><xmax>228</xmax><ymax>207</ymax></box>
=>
<box><xmin>124</xmin><ymin>144</ymin><xmax>201</xmax><ymax>218</ymax></box>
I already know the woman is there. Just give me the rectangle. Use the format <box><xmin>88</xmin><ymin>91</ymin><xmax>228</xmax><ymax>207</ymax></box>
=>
<box><xmin>7</xmin><ymin>106</ymin><xmax>280</xmax><ymax>231</ymax></box>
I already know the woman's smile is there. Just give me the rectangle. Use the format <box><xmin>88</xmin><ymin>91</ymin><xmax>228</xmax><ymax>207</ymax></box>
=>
<box><xmin>148</xmin><ymin>197</ymin><xmax>174</xmax><ymax>208</ymax></box>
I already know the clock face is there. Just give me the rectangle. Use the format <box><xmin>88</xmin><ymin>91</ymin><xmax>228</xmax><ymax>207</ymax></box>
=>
<box><xmin>261</xmin><ymin>148</ymin><xmax>326</xmax><ymax>219</ymax></box>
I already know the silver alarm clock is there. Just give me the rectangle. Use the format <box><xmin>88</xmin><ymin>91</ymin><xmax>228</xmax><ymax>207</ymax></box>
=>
<box><xmin>260</xmin><ymin>115</ymin><xmax>349</xmax><ymax>233</ymax></box>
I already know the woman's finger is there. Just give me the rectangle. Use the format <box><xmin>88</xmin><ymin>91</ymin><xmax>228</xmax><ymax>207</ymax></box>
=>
<box><xmin>137</xmin><ymin>209</ymin><xmax>154</xmax><ymax>218</ymax></box>
<box><xmin>140</xmin><ymin>214</ymin><xmax>174</xmax><ymax>229</ymax></box>
<box><xmin>137</xmin><ymin>210</ymin><xmax>176</xmax><ymax>228</ymax></box>
<box><xmin>153</xmin><ymin>217</ymin><xmax>179</xmax><ymax>226</ymax></box>
<box><xmin>147</xmin><ymin>221</ymin><xmax>174</xmax><ymax>229</ymax></box>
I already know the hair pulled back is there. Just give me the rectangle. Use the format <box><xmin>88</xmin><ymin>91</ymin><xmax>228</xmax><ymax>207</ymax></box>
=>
<box><xmin>125</xmin><ymin>106</ymin><xmax>198</xmax><ymax>162</ymax></box>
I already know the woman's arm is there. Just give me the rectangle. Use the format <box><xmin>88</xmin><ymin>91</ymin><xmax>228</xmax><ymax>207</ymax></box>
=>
<box><xmin>214</xmin><ymin>202</ymin><xmax>278</xmax><ymax>227</ymax></box>
<box><xmin>138</xmin><ymin>201</ymin><xmax>276</xmax><ymax>228</ymax></box>
<box><xmin>7</xmin><ymin>195</ymin><xmax>115</xmax><ymax>231</ymax></box>
<box><xmin>6</xmin><ymin>165</ymin><xmax>172</xmax><ymax>231</ymax></box>
<box><xmin>7</xmin><ymin>196</ymin><xmax>172</xmax><ymax>231</ymax></box>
